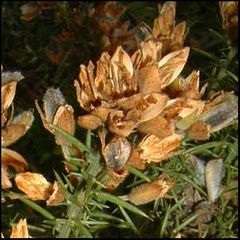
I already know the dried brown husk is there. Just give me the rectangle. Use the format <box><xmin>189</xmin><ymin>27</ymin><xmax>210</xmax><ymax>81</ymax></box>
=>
<box><xmin>138</xmin><ymin>93</ymin><xmax>169</xmax><ymax>122</ymax></box>
<box><xmin>128</xmin><ymin>174</ymin><xmax>175</xmax><ymax>205</ymax></box>
<box><xmin>2</xmin><ymin>148</ymin><xmax>28</xmax><ymax>173</ymax></box>
<box><xmin>46</xmin><ymin>181</ymin><xmax>64</xmax><ymax>206</ymax></box>
<box><xmin>173</xmin><ymin>99</ymin><xmax>206</xmax><ymax>130</ymax></box>
<box><xmin>2</xmin><ymin>110</ymin><xmax>34</xmax><ymax>147</ymax></box>
<box><xmin>138</xmin><ymin>133</ymin><xmax>183</xmax><ymax>163</ymax></box>
<box><xmin>103</xmin><ymin>167</ymin><xmax>128</xmax><ymax>192</ymax></box>
<box><xmin>35</xmin><ymin>88</ymin><xmax>75</xmax><ymax>145</ymax></box>
<box><xmin>15</xmin><ymin>172</ymin><xmax>53</xmax><ymax>201</ymax></box>
<box><xmin>127</xmin><ymin>148</ymin><xmax>146</xmax><ymax>170</ymax></box>
<box><xmin>10</xmin><ymin>218</ymin><xmax>29</xmax><ymax>238</ymax></box>
<box><xmin>74</xmin><ymin>43</ymin><xmax>189</xmax><ymax>136</ymax></box>
<box><xmin>108</xmin><ymin>110</ymin><xmax>135</xmax><ymax>137</ymax></box>
<box><xmin>187</xmin><ymin>121</ymin><xmax>211</xmax><ymax>140</ymax></box>
<box><xmin>52</xmin><ymin>105</ymin><xmax>75</xmax><ymax>146</ymax></box>
<box><xmin>1</xmin><ymin>81</ymin><xmax>17</xmax><ymax>116</ymax></box>
<box><xmin>138</xmin><ymin>115</ymin><xmax>175</xmax><ymax>140</ymax></box>
<box><xmin>77</xmin><ymin>114</ymin><xmax>103</xmax><ymax>130</ymax></box>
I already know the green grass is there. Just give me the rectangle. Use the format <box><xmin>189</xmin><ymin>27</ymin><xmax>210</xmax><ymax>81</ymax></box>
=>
<box><xmin>1</xmin><ymin>1</ymin><xmax>238</xmax><ymax>238</ymax></box>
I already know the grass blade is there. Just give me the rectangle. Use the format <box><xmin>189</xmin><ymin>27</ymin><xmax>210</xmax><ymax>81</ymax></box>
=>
<box><xmin>119</xmin><ymin>206</ymin><xmax>140</xmax><ymax>236</ymax></box>
<box><xmin>127</xmin><ymin>166</ymin><xmax>151</xmax><ymax>182</ymax></box>
<box><xmin>50</xmin><ymin>124</ymin><xmax>90</xmax><ymax>153</ymax></box>
<box><xmin>19</xmin><ymin>198</ymin><xmax>55</xmax><ymax>220</ymax></box>
<box><xmin>95</xmin><ymin>192</ymin><xmax>151</xmax><ymax>220</ymax></box>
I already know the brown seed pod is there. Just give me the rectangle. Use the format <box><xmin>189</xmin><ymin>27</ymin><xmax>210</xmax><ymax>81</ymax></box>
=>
<box><xmin>138</xmin><ymin>115</ymin><xmax>175</xmax><ymax>140</ymax></box>
<box><xmin>187</xmin><ymin>121</ymin><xmax>211</xmax><ymax>140</ymax></box>
<box><xmin>108</xmin><ymin>110</ymin><xmax>135</xmax><ymax>137</ymax></box>
<box><xmin>2</xmin><ymin>110</ymin><xmax>34</xmax><ymax>147</ymax></box>
<box><xmin>2</xmin><ymin>148</ymin><xmax>28</xmax><ymax>173</ymax></box>
<box><xmin>128</xmin><ymin>174</ymin><xmax>175</xmax><ymax>205</ymax></box>
<box><xmin>103</xmin><ymin>167</ymin><xmax>128</xmax><ymax>192</ymax></box>
<box><xmin>103</xmin><ymin>137</ymin><xmax>132</xmax><ymax>172</ymax></box>
<box><xmin>77</xmin><ymin>114</ymin><xmax>103</xmax><ymax>130</ymax></box>
<box><xmin>46</xmin><ymin>181</ymin><xmax>64</xmax><ymax>206</ymax></box>
<box><xmin>15</xmin><ymin>172</ymin><xmax>53</xmax><ymax>201</ymax></box>
<box><xmin>127</xmin><ymin>148</ymin><xmax>145</xmax><ymax>170</ymax></box>
<box><xmin>35</xmin><ymin>88</ymin><xmax>75</xmax><ymax>146</ymax></box>
<box><xmin>1</xmin><ymin>81</ymin><xmax>17</xmax><ymax>115</ymax></box>
<box><xmin>52</xmin><ymin>104</ymin><xmax>75</xmax><ymax>146</ymax></box>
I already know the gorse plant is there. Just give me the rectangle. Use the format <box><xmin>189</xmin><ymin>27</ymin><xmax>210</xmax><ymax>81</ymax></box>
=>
<box><xmin>1</xmin><ymin>1</ymin><xmax>238</xmax><ymax>238</ymax></box>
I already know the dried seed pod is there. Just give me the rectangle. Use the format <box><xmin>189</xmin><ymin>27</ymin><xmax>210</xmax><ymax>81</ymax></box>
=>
<box><xmin>10</xmin><ymin>218</ymin><xmax>29</xmax><ymax>238</ymax></box>
<box><xmin>138</xmin><ymin>115</ymin><xmax>175</xmax><ymax>139</ymax></box>
<box><xmin>138</xmin><ymin>133</ymin><xmax>183</xmax><ymax>163</ymax></box>
<box><xmin>77</xmin><ymin>105</ymin><xmax>113</xmax><ymax>130</ymax></box>
<box><xmin>15</xmin><ymin>172</ymin><xmax>53</xmax><ymax>201</ymax></box>
<box><xmin>205</xmin><ymin>159</ymin><xmax>224</xmax><ymax>203</ymax></box>
<box><xmin>52</xmin><ymin>104</ymin><xmax>75</xmax><ymax>146</ymax></box>
<box><xmin>1</xmin><ymin>81</ymin><xmax>17</xmax><ymax>114</ymax></box>
<box><xmin>103</xmin><ymin>137</ymin><xmax>131</xmax><ymax>172</ymax></box>
<box><xmin>2</xmin><ymin>148</ymin><xmax>28</xmax><ymax>173</ymax></box>
<box><xmin>46</xmin><ymin>181</ymin><xmax>64</xmax><ymax>206</ymax></box>
<box><xmin>139</xmin><ymin>93</ymin><xmax>169</xmax><ymax>122</ymax></box>
<box><xmin>104</xmin><ymin>167</ymin><xmax>128</xmax><ymax>192</ymax></box>
<box><xmin>2</xmin><ymin>110</ymin><xmax>34</xmax><ymax>147</ymax></box>
<box><xmin>128</xmin><ymin>174</ymin><xmax>174</xmax><ymax>205</ymax></box>
<box><xmin>108</xmin><ymin>110</ymin><xmax>135</xmax><ymax>137</ymax></box>
<box><xmin>127</xmin><ymin>148</ymin><xmax>145</xmax><ymax>170</ymax></box>
<box><xmin>36</xmin><ymin>88</ymin><xmax>75</xmax><ymax>146</ymax></box>
<box><xmin>187</xmin><ymin>121</ymin><xmax>211</xmax><ymax>140</ymax></box>
<box><xmin>198</xmin><ymin>92</ymin><xmax>238</xmax><ymax>133</ymax></box>
<box><xmin>77</xmin><ymin>114</ymin><xmax>103</xmax><ymax>130</ymax></box>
